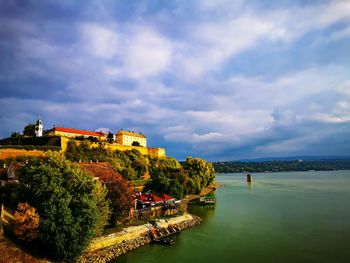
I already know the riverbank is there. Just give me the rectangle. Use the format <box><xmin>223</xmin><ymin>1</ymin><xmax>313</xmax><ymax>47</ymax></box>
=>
<box><xmin>180</xmin><ymin>182</ymin><xmax>222</xmax><ymax>211</ymax></box>
<box><xmin>79</xmin><ymin>213</ymin><xmax>202</xmax><ymax>263</ymax></box>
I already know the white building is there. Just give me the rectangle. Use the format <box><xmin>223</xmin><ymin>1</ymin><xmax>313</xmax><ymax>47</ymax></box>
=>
<box><xmin>35</xmin><ymin>117</ymin><xmax>43</xmax><ymax>137</ymax></box>
<box><xmin>116</xmin><ymin>130</ymin><xmax>147</xmax><ymax>147</ymax></box>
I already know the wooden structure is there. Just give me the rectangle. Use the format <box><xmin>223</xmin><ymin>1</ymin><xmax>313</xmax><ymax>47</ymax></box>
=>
<box><xmin>199</xmin><ymin>194</ymin><xmax>216</xmax><ymax>205</ymax></box>
<box><xmin>247</xmin><ymin>173</ymin><xmax>253</xmax><ymax>182</ymax></box>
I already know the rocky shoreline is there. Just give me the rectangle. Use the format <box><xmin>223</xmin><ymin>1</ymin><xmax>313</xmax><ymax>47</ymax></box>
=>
<box><xmin>79</xmin><ymin>215</ymin><xmax>202</xmax><ymax>263</ymax></box>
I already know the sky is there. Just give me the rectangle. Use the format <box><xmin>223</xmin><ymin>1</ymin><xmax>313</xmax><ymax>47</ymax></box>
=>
<box><xmin>0</xmin><ymin>0</ymin><xmax>350</xmax><ymax>161</ymax></box>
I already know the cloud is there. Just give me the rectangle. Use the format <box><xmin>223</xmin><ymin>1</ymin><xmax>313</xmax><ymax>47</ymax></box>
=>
<box><xmin>123</xmin><ymin>27</ymin><xmax>173</xmax><ymax>78</ymax></box>
<box><xmin>1</xmin><ymin>0</ymin><xmax>350</xmax><ymax>160</ymax></box>
<box><xmin>80</xmin><ymin>23</ymin><xmax>119</xmax><ymax>58</ymax></box>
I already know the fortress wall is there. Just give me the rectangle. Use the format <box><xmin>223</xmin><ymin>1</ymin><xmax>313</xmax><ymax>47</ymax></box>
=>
<box><xmin>60</xmin><ymin>137</ymin><xmax>166</xmax><ymax>158</ymax></box>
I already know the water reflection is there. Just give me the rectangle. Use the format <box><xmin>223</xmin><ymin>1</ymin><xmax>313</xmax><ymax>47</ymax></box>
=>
<box><xmin>247</xmin><ymin>182</ymin><xmax>253</xmax><ymax>193</ymax></box>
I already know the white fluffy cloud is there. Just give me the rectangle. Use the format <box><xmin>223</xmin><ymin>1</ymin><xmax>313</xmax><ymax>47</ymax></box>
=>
<box><xmin>1</xmin><ymin>0</ymin><xmax>350</xmax><ymax>160</ymax></box>
<box><xmin>81</xmin><ymin>23</ymin><xmax>119</xmax><ymax>58</ymax></box>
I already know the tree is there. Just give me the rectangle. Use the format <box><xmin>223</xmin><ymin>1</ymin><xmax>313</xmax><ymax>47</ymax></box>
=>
<box><xmin>99</xmin><ymin>172</ymin><xmax>134</xmax><ymax>225</ymax></box>
<box><xmin>146</xmin><ymin>156</ymin><xmax>215</xmax><ymax>197</ymax></box>
<box><xmin>92</xmin><ymin>180</ymin><xmax>111</xmax><ymax>236</ymax></box>
<box><xmin>183</xmin><ymin>157</ymin><xmax>215</xmax><ymax>193</ymax></box>
<box><xmin>19</xmin><ymin>152</ymin><xmax>104</xmax><ymax>261</ymax></box>
<box><xmin>13</xmin><ymin>202</ymin><xmax>40</xmax><ymax>242</ymax></box>
<box><xmin>107</xmin><ymin>132</ymin><xmax>114</xmax><ymax>143</ymax></box>
<box><xmin>23</xmin><ymin>124</ymin><xmax>36</xmax><ymax>137</ymax></box>
<box><xmin>11</xmin><ymin>132</ymin><xmax>21</xmax><ymax>138</ymax></box>
<box><xmin>120</xmin><ymin>166</ymin><xmax>137</xmax><ymax>180</ymax></box>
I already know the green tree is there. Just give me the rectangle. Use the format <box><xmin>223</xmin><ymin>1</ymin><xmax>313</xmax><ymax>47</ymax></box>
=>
<box><xmin>19</xmin><ymin>152</ymin><xmax>104</xmax><ymax>261</ymax></box>
<box><xmin>92</xmin><ymin>180</ymin><xmax>111</xmax><ymax>236</ymax></box>
<box><xmin>11</xmin><ymin>132</ymin><xmax>21</xmax><ymax>138</ymax></box>
<box><xmin>183</xmin><ymin>157</ymin><xmax>215</xmax><ymax>193</ymax></box>
<box><xmin>107</xmin><ymin>132</ymin><xmax>114</xmax><ymax>143</ymax></box>
<box><xmin>23</xmin><ymin>124</ymin><xmax>36</xmax><ymax>137</ymax></box>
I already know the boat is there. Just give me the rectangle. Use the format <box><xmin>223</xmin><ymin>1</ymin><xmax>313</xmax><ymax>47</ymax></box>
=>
<box><xmin>154</xmin><ymin>237</ymin><xmax>176</xmax><ymax>245</ymax></box>
<box><xmin>199</xmin><ymin>194</ymin><xmax>216</xmax><ymax>205</ymax></box>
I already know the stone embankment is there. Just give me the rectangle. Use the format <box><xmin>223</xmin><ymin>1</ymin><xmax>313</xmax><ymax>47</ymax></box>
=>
<box><xmin>79</xmin><ymin>214</ymin><xmax>202</xmax><ymax>263</ymax></box>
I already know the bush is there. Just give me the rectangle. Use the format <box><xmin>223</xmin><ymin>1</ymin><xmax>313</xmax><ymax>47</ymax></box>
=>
<box><xmin>13</xmin><ymin>203</ymin><xmax>40</xmax><ymax>242</ymax></box>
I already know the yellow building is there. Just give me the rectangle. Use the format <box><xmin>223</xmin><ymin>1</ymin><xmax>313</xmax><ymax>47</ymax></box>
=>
<box><xmin>47</xmin><ymin>127</ymin><xmax>106</xmax><ymax>141</ymax></box>
<box><xmin>116</xmin><ymin>130</ymin><xmax>147</xmax><ymax>147</ymax></box>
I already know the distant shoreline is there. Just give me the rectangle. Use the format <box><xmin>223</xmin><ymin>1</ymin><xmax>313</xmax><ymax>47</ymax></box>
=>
<box><xmin>216</xmin><ymin>169</ymin><xmax>350</xmax><ymax>174</ymax></box>
<box><xmin>213</xmin><ymin>159</ymin><xmax>350</xmax><ymax>173</ymax></box>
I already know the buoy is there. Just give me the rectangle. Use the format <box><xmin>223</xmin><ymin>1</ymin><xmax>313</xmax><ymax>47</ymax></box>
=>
<box><xmin>247</xmin><ymin>174</ymin><xmax>252</xmax><ymax>182</ymax></box>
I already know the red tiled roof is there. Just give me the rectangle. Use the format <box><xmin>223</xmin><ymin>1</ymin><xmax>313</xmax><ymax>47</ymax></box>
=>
<box><xmin>161</xmin><ymin>194</ymin><xmax>175</xmax><ymax>201</ymax></box>
<box><xmin>78</xmin><ymin>162</ymin><xmax>119</xmax><ymax>178</ymax></box>
<box><xmin>139</xmin><ymin>193</ymin><xmax>164</xmax><ymax>203</ymax></box>
<box><xmin>49</xmin><ymin>127</ymin><xmax>105</xmax><ymax>137</ymax></box>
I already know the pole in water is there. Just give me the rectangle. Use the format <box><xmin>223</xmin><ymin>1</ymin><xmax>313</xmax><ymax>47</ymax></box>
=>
<box><xmin>247</xmin><ymin>174</ymin><xmax>253</xmax><ymax>182</ymax></box>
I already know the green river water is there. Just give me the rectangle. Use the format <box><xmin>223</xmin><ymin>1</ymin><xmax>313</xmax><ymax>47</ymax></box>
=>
<box><xmin>114</xmin><ymin>171</ymin><xmax>350</xmax><ymax>263</ymax></box>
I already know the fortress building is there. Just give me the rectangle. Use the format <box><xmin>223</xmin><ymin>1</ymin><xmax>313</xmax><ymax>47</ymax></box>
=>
<box><xmin>8</xmin><ymin>118</ymin><xmax>165</xmax><ymax>157</ymax></box>
<box><xmin>116</xmin><ymin>130</ymin><xmax>147</xmax><ymax>147</ymax></box>
<box><xmin>47</xmin><ymin>127</ymin><xmax>106</xmax><ymax>140</ymax></box>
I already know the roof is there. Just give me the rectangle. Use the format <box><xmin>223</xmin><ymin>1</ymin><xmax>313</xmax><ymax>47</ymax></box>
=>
<box><xmin>49</xmin><ymin>127</ymin><xmax>105</xmax><ymax>137</ymax></box>
<box><xmin>161</xmin><ymin>194</ymin><xmax>175</xmax><ymax>201</ymax></box>
<box><xmin>78</xmin><ymin>162</ymin><xmax>119</xmax><ymax>178</ymax></box>
<box><xmin>116</xmin><ymin>130</ymin><xmax>146</xmax><ymax>138</ymax></box>
<box><xmin>139</xmin><ymin>193</ymin><xmax>164</xmax><ymax>203</ymax></box>
<box><xmin>204</xmin><ymin>194</ymin><xmax>215</xmax><ymax>199</ymax></box>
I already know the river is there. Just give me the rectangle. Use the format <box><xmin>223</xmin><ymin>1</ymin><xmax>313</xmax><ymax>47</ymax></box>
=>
<box><xmin>114</xmin><ymin>170</ymin><xmax>350</xmax><ymax>263</ymax></box>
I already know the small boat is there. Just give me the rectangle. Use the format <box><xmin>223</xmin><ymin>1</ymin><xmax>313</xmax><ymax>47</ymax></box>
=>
<box><xmin>199</xmin><ymin>194</ymin><xmax>216</xmax><ymax>205</ymax></box>
<box><xmin>154</xmin><ymin>238</ymin><xmax>175</xmax><ymax>245</ymax></box>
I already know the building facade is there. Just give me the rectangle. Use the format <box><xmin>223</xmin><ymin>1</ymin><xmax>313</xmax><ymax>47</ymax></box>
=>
<box><xmin>116</xmin><ymin>130</ymin><xmax>147</xmax><ymax>147</ymax></box>
<box><xmin>47</xmin><ymin>127</ymin><xmax>106</xmax><ymax>140</ymax></box>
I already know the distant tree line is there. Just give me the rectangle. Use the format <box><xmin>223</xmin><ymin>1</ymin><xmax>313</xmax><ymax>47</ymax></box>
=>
<box><xmin>213</xmin><ymin>160</ymin><xmax>350</xmax><ymax>173</ymax></box>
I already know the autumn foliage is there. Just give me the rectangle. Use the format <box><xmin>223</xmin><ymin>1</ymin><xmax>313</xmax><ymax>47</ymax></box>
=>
<box><xmin>13</xmin><ymin>202</ymin><xmax>40</xmax><ymax>242</ymax></box>
<box><xmin>100</xmin><ymin>172</ymin><xmax>134</xmax><ymax>224</ymax></box>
